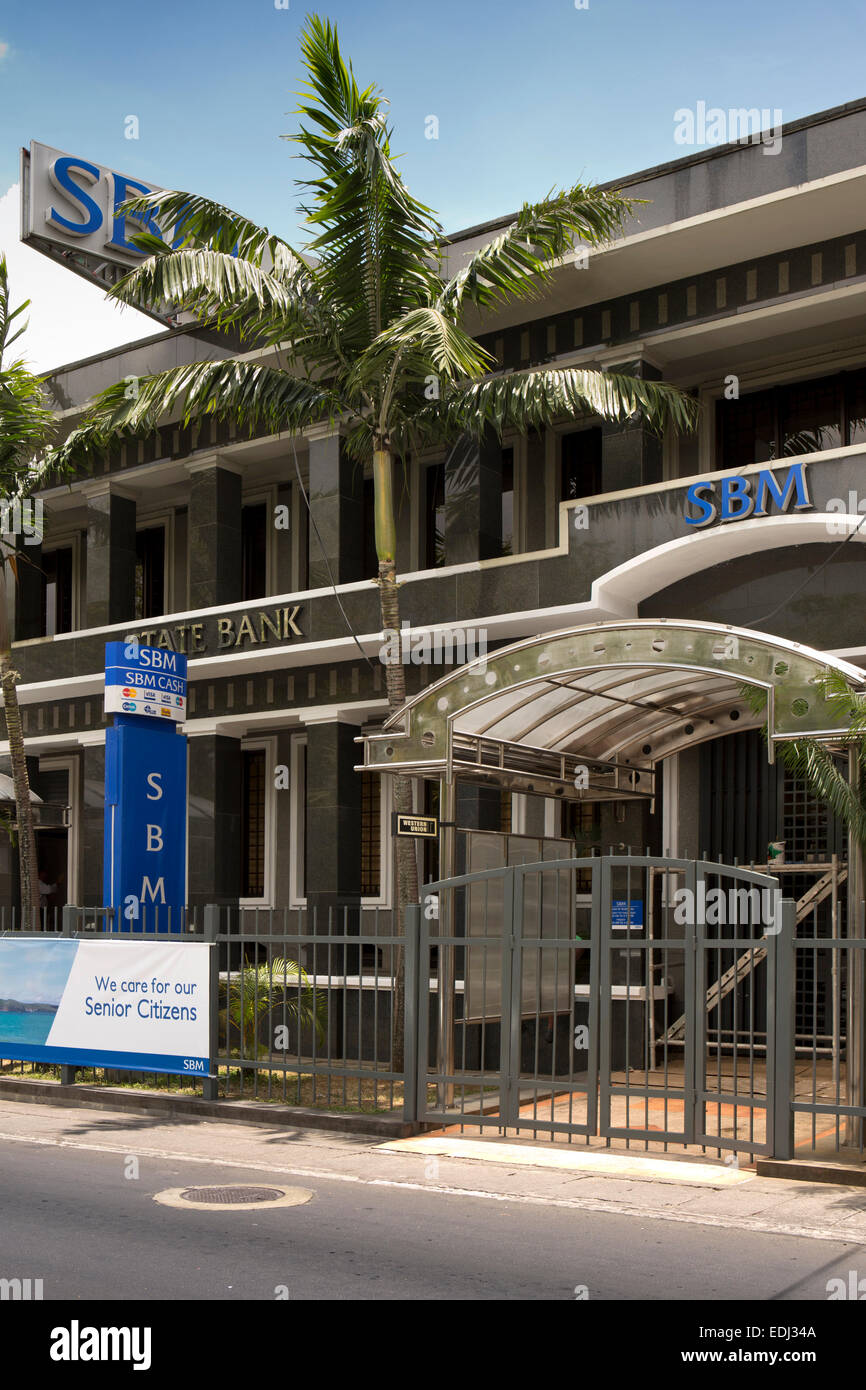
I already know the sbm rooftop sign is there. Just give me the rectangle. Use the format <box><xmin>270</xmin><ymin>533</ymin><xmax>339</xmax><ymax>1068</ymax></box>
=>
<box><xmin>684</xmin><ymin>460</ymin><xmax>811</xmax><ymax>528</ymax></box>
<box><xmin>21</xmin><ymin>141</ymin><xmax>172</xmax><ymax>294</ymax></box>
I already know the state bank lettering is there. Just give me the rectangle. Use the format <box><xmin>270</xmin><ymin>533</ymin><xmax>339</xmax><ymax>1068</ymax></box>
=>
<box><xmin>132</xmin><ymin>605</ymin><xmax>303</xmax><ymax>655</ymax></box>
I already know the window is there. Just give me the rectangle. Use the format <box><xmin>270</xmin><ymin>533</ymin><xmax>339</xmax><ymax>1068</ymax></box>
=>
<box><xmin>781</xmin><ymin>378</ymin><xmax>841</xmax><ymax>456</ymax></box>
<box><xmin>564</xmin><ymin>801</ymin><xmax>601</xmax><ymax>892</ymax></box>
<box><xmin>242</xmin><ymin>502</ymin><xmax>268</xmax><ymax>600</ymax></box>
<box><xmin>561</xmin><ymin>428</ymin><xmax>602</xmax><ymax>500</ymax></box>
<box><xmin>241</xmin><ymin>748</ymin><xmax>266</xmax><ymax>899</ymax></box>
<box><xmin>849</xmin><ymin>370</ymin><xmax>866</xmax><ymax>446</ymax></box>
<box><xmin>501</xmin><ymin>448</ymin><xmax>514</xmax><ymax>556</ymax></box>
<box><xmin>135</xmin><ymin>526</ymin><xmax>165</xmax><ymax>621</ymax></box>
<box><xmin>716</xmin><ymin>368</ymin><xmax>866</xmax><ymax>469</ymax></box>
<box><xmin>425</xmin><ymin>462</ymin><xmax>446</xmax><ymax>567</ymax></box>
<box><xmin>717</xmin><ymin>387</ymin><xmax>777</xmax><ymax>469</ymax></box>
<box><xmin>564</xmin><ymin>801</ymin><xmax>602</xmax><ymax>846</ymax></box>
<box><xmin>42</xmin><ymin>547</ymin><xmax>73</xmax><ymax>635</ymax></box>
<box><xmin>361</xmin><ymin>772</ymin><xmax>381</xmax><ymax>898</ymax></box>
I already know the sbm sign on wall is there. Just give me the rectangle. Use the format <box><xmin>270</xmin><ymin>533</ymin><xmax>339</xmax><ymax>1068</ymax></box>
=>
<box><xmin>103</xmin><ymin>643</ymin><xmax>188</xmax><ymax>930</ymax></box>
<box><xmin>684</xmin><ymin>460</ymin><xmax>811</xmax><ymax>527</ymax></box>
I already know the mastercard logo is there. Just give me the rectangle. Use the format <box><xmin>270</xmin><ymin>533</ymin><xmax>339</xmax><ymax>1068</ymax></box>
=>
<box><xmin>122</xmin><ymin>688</ymin><xmax>137</xmax><ymax>697</ymax></box>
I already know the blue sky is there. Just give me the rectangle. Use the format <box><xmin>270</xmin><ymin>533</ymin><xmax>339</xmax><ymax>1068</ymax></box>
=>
<box><xmin>0</xmin><ymin>939</ymin><xmax>76</xmax><ymax>1005</ymax></box>
<box><xmin>1</xmin><ymin>0</ymin><xmax>865</xmax><ymax>369</ymax></box>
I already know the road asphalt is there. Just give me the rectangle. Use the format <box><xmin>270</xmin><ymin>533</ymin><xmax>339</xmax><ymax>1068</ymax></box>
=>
<box><xmin>2</xmin><ymin>1097</ymin><xmax>866</xmax><ymax>1301</ymax></box>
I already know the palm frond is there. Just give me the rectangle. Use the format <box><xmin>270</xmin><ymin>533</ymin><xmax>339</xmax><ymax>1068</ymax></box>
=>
<box><xmin>438</xmin><ymin>186</ymin><xmax>635</xmax><ymax>316</ymax></box>
<box><xmin>51</xmin><ymin>359</ymin><xmax>345</xmax><ymax>468</ymax></box>
<box><xmin>108</xmin><ymin>247</ymin><xmax>329</xmax><ymax>355</ymax></box>
<box><xmin>411</xmin><ymin>364</ymin><xmax>700</xmax><ymax>444</ymax></box>
<box><xmin>289</xmin><ymin>15</ymin><xmax>442</xmax><ymax>352</ymax></box>
<box><xmin>0</xmin><ymin>256</ymin><xmax>60</xmax><ymax>490</ymax></box>
<box><xmin>351</xmin><ymin>306</ymin><xmax>493</xmax><ymax>411</ymax></box>
<box><xmin>114</xmin><ymin>186</ymin><xmax>299</xmax><ymax>268</ymax></box>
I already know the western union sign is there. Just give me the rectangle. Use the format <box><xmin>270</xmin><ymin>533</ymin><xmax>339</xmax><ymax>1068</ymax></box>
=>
<box><xmin>393</xmin><ymin>814</ymin><xmax>439</xmax><ymax>839</ymax></box>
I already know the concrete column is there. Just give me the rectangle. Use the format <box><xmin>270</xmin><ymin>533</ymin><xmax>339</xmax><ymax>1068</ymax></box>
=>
<box><xmin>599</xmin><ymin>355</ymin><xmax>663</xmax><ymax>493</ymax></box>
<box><xmin>83</xmin><ymin>484</ymin><xmax>136</xmax><ymax>628</ymax></box>
<box><xmin>444</xmin><ymin>433</ymin><xmax>503</xmax><ymax>564</ymax></box>
<box><xmin>304</xmin><ymin>720</ymin><xmax>362</xmax><ymax>950</ymax></box>
<box><xmin>187</xmin><ymin>730</ymin><xmax>243</xmax><ymax>910</ymax></box>
<box><xmin>523</xmin><ymin>430</ymin><xmax>548</xmax><ymax>552</ymax></box>
<box><xmin>187</xmin><ymin>456</ymin><xmax>243</xmax><ymax>609</ymax></box>
<box><xmin>14</xmin><ymin>536</ymin><xmax>43</xmax><ymax>641</ymax></box>
<box><xmin>306</xmin><ymin>428</ymin><xmax>363</xmax><ymax>587</ymax></box>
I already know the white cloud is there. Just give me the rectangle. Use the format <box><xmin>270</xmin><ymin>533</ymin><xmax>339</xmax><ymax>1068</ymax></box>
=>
<box><xmin>0</xmin><ymin>182</ymin><xmax>161</xmax><ymax>375</ymax></box>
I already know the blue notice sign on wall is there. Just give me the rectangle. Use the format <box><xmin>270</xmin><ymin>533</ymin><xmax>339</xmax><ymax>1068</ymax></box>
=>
<box><xmin>611</xmin><ymin>899</ymin><xmax>644</xmax><ymax>930</ymax></box>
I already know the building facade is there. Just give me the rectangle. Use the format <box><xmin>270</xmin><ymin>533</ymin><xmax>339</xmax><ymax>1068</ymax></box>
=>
<box><xmin>7</xmin><ymin>97</ymin><xmax>866</xmax><ymax>930</ymax></box>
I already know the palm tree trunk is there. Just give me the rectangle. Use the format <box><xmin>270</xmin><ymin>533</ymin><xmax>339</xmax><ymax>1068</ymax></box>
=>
<box><xmin>373</xmin><ymin>447</ymin><xmax>419</xmax><ymax>1072</ymax></box>
<box><xmin>0</xmin><ymin>562</ymin><xmax>40</xmax><ymax>929</ymax></box>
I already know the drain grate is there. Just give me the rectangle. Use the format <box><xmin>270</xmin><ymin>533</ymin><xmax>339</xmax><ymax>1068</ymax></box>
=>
<box><xmin>155</xmin><ymin>1183</ymin><xmax>314</xmax><ymax>1211</ymax></box>
<box><xmin>179</xmin><ymin>1186</ymin><xmax>285</xmax><ymax>1205</ymax></box>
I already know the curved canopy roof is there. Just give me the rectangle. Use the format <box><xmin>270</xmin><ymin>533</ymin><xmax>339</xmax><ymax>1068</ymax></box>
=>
<box><xmin>357</xmin><ymin>619</ymin><xmax>866</xmax><ymax>802</ymax></box>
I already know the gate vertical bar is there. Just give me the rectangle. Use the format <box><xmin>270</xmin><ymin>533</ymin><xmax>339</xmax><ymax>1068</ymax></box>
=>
<box><xmin>502</xmin><ymin>867</ymin><xmax>518</xmax><ymax>1131</ymax></box>
<box><xmin>597</xmin><ymin>856</ymin><xmax>613</xmax><ymax>1138</ymax></box>
<box><xmin>417</xmin><ymin>904</ymin><xmax>431</xmax><ymax>1122</ymax></box>
<box><xmin>585</xmin><ymin>858</ymin><xmax>602</xmax><ymax>1136</ymax></box>
<box><xmin>684</xmin><ymin>859</ymin><xmax>699</xmax><ymax>1146</ymax></box>
<box><xmin>438</xmin><ymin>778</ymin><xmax>457</xmax><ymax>1109</ymax></box>
<box><xmin>202</xmin><ymin>902</ymin><xmax>220</xmax><ymax>1102</ymax></box>
<box><xmin>847</xmin><ymin>748</ymin><xmax>864</xmax><ymax>1148</ymax></box>
<box><xmin>59</xmin><ymin>905</ymin><xmax>77</xmax><ymax>1087</ymax></box>
<box><xmin>403</xmin><ymin>903</ymin><xmax>420</xmax><ymax>1122</ymax></box>
<box><xmin>772</xmin><ymin>898</ymin><xmax>796</xmax><ymax>1160</ymax></box>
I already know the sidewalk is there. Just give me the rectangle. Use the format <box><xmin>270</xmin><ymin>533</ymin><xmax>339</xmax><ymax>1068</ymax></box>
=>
<box><xmin>2</xmin><ymin>1096</ymin><xmax>866</xmax><ymax>1248</ymax></box>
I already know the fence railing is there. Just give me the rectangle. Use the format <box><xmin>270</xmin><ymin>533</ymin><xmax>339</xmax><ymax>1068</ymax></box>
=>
<box><xmin>0</xmin><ymin>905</ymin><xmax>415</xmax><ymax>1119</ymax></box>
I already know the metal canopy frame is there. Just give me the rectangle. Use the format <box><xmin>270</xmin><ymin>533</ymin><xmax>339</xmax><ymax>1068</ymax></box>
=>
<box><xmin>356</xmin><ymin>619</ymin><xmax>866</xmax><ymax>802</ymax></box>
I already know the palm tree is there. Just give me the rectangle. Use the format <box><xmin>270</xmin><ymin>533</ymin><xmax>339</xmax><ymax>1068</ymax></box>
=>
<box><xmin>0</xmin><ymin>255</ymin><xmax>60</xmax><ymax>929</ymax></box>
<box><xmin>55</xmin><ymin>14</ymin><xmax>699</xmax><ymax>1051</ymax></box>
<box><xmin>219</xmin><ymin>956</ymin><xmax>326</xmax><ymax>1059</ymax></box>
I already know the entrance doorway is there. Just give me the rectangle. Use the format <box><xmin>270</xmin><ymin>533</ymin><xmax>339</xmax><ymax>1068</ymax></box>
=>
<box><xmin>35</xmin><ymin>828</ymin><xmax>68</xmax><ymax>919</ymax></box>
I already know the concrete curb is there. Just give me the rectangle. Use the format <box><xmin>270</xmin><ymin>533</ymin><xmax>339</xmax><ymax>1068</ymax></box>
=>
<box><xmin>0</xmin><ymin>1077</ymin><xmax>421</xmax><ymax>1139</ymax></box>
<box><xmin>756</xmin><ymin>1157</ymin><xmax>866</xmax><ymax>1186</ymax></box>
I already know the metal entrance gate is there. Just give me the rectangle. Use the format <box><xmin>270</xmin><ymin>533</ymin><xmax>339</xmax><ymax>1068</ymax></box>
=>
<box><xmin>411</xmin><ymin>855</ymin><xmax>794</xmax><ymax>1159</ymax></box>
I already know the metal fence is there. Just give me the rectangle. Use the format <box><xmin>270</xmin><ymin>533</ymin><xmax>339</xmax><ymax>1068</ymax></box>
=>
<box><xmin>2</xmin><ymin>868</ymin><xmax>865</xmax><ymax>1161</ymax></box>
<box><xmin>0</xmin><ymin>906</ymin><xmax>410</xmax><ymax>1117</ymax></box>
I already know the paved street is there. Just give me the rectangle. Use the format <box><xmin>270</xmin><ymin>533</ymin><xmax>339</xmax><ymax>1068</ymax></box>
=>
<box><xmin>1</xmin><ymin>1099</ymin><xmax>865</xmax><ymax>1301</ymax></box>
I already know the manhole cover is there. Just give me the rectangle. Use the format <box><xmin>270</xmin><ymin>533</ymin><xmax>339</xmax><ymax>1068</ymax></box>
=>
<box><xmin>153</xmin><ymin>1183</ymin><xmax>314</xmax><ymax>1211</ymax></box>
<box><xmin>181</xmin><ymin>1186</ymin><xmax>283</xmax><ymax>1205</ymax></box>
